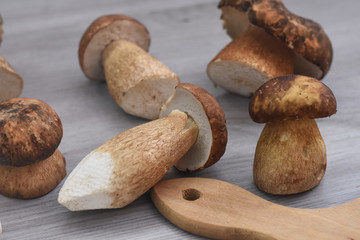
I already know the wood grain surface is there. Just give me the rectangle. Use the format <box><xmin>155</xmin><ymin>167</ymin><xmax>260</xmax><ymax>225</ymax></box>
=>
<box><xmin>0</xmin><ymin>0</ymin><xmax>359</xmax><ymax>239</ymax></box>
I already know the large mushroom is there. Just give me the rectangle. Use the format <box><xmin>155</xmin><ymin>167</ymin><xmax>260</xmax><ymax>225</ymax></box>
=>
<box><xmin>58</xmin><ymin>83</ymin><xmax>227</xmax><ymax>211</ymax></box>
<box><xmin>0</xmin><ymin>98</ymin><xmax>66</xmax><ymax>199</ymax></box>
<box><xmin>79</xmin><ymin>14</ymin><xmax>179</xmax><ymax>120</ymax></box>
<box><xmin>0</xmin><ymin>56</ymin><xmax>23</xmax><ymax>102</ymax></box>
<box><xmin>248</xmin><ymin>75</ymin><xmax>336</xmax><ymax>194</ymax></box>
<box><xmin>207</xmin><ymin>0</ymin><xmax>332</xmax><ymax>97</ymax></box>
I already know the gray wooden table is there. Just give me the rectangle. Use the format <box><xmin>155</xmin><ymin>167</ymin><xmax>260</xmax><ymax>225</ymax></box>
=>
<box><xmin>0</xmin><ymin>0</ymin><xmax>359</xmax><ymax>239</ymax></box>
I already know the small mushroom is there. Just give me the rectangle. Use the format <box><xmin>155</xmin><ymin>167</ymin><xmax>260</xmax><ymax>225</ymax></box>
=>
<box><xmin>0</xmin><ymin>98</ymin><xmax>66</xmax><ymax>199</ymax></box>
<box><xmin>79</xmin><ymin>14</ymin><xmax>179</xmax><ymax>120</ymax></box>
<box><xmin>207</xmin><ymin>0</ymin><xmax>332</xmax><ymax>97</ymax></box>
<box><xmin>58</xmin><ymin>84</ymin><xmax>227</xmax><ymax>211</ymax></box>
<box><xmin>0</xmin><ymin>56</ymin><xmax>23</xmax><ymax>102</ymax></box>
<box><xmin>248</xmin><ymin>75</ymin><xmax>336</xmax><ymax>194</ymax></box>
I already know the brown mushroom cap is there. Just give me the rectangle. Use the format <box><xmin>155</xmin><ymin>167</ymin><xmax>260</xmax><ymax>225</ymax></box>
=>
<box><xmin>0</xmin><ymin>98</ymin><xmax>63</xmax><ymax>166</ymax></box>
<box><xmin>0</xmin><ymin>150</ymin><xmax>66</xmax><ymax>199</ymax></box>
<box><xmin>160</xmin><ymin>83</ymin><xmax>227</xmax><ymax>171</ymax></box>
<box><xmin>0</xmin><ymin>56</ymin><xmax>23</xmax><ymax>102</ymax></box>
<box><xmin>218</xmin><ymin>0</ymin><xmax>333</xmax><ymax>79</ymax></box>
<box><xmin>79</xmin><ymin>14</ymin><xmax>151</xmax><ymax>81</ymax></box>
<box><xmin>249</xmin><ymin>75</ymin><xmax>337</xmax><ymax>123</ymax></box>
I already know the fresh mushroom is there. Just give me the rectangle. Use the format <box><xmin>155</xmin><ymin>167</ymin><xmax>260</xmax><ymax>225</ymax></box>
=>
<box><xmin>0</xmin><ymin>56</ymin><xmax>23</xmax><ymax>102</ymax></box>
<box><xmin>58</xmin><ymin>84</ymin><xmax>227</xmax><ymax>211</ymax></box>
<box><xmin>160</xmin><ymin>83</ymin><xmax>227</xmax><ymax>171</ymax></box>
<box><xmin>207</xmin><ymin>0</ymin><xmax>332</xmax><ymax>97</ymax></box>
<box><xmin>0</xmin><ymin>98</ymin><xmax>66</xmax><ymax>199</ymax></box>
<box><xmin>79</xmin><ymin>14</ymin><xmax>179</xmax><ymax>120</ymax></box>
<box><xmin>248</xmin><ymin>75</ymin><xmax>336</xmax><ymax>194</ymax></box>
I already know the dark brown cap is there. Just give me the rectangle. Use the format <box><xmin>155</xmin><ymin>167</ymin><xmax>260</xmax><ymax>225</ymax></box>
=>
<box><xmin>218</xmin><ymin>0</ymin><xmax>333</xmax><ymax>79</ymax></box>
<box><xmin>249</xmin><ymin>75</ymin><xmax>337</xmax><ymax>123</ymax></box>
<box><xmin>160</xmin><ymin>83</ymin><xmax>228</xmax><ymax>171</ymax></box>
<box><xmin>78</xmin><ymin>14</ymin><xmax>151</xmax><ymax>81</ymax></box>
<box><xmin>0</xmin><ymin>98</ymin><xmax>63</xmax><ymax>166</ymax></box>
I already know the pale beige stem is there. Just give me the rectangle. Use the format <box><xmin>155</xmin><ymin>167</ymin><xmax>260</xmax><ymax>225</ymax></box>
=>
<box><xmin>207</xmin><ymin>26</ymin><xmax>294</xmax><ymax>97</ymax></box>
<box><xmin>102</xmin><ymin>39</ymin><xmax>179</xmax><ymax>120</ymax></box>
<box><xmin>254</xmin><ymin>118</ymin><xmax>326</xmax><ymax>194</ymax></box>
<box><xmin>58</xmin><ymin>110</ymin><xmax>198</xmax><ymax>211</ymax></box>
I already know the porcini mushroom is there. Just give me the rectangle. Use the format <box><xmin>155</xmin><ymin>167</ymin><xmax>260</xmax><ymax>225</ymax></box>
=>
<box><xmin>58</xmin><ymin>84</ymin><xmax>227</xmax><ymax>211</ymax></box>
<box><xmin>79</xmin><ymin>14</ymin><xmax>179</xmax><ymax>120</ymax></box>
<box><xmin>248</xmin><ymin>75</ymin><xmax>336</xmax><ymax>194</ymax></box>
<box><xmin>207</xmin><ymin>0</ymin><xmax>332</xmax><ymax>97</ymax></box>
<box><xmin>0</xmin><ymin>98</ymin><xmax>66</xmax><ymax>199</ymax></box>
<box><xmin>160</xmin><ymin>83</ymin><xmax>227</xmax><ymax>171</ymax></box>
<box><xmin>0</xmin><ymin>56</ymin><xmax>23</xmax><ymax>102</ymax></box>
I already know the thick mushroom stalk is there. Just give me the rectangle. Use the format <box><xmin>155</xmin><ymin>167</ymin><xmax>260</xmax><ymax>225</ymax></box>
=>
<box><xmin>249</xmin><ymin>75</ymin><xmax>336</xmax><ymax>195</ymax></box>
<box><xmin>58</xmin><ymin>110</ymin><xmax>199</xmax><ymax>211</ymax></box>
<box><xmin>58</xmin><ymin>83</ymin><xmax>227</xmax><ymax>211</ymax></box>
<box><xmin>254</xmin><ymin>118</ymin><xmax>326</xmax><ymax>194</ymax></box>
<box><xmin>207</xmin><ymin>26</ymin><xmax>294</xmax><ymax>97</ymax></box>
<box><xmin>79</xmin><ymin>14</ymin><xmax>179</xmax><ymax>120</ymax></box>
<box><xmin>102</xmin><ymin>39</ymin><xmax>178</xmax><ymax>120</ymax></box>
<box><xmin>211</xmin><ymin>0</ymin><xmax>333</xmax><ymax>97</ymax></box>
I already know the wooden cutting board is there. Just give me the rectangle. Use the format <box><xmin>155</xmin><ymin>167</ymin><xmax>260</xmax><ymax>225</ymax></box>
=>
<box><xmin>151</xmin><ymin>177</ymin><xmax>360</xmax><ymax>240</ymax></box>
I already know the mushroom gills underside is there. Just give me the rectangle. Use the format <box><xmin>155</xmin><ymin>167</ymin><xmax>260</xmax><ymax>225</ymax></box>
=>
<box><xmin>294</xmin><ymin>52</ymin><xmax>323</xmax><ymax>79</ymax></box>
<box><xmin>160</xmin><ymin>87</ymin><xmax>212</xmax><ymax>171</ymax></box>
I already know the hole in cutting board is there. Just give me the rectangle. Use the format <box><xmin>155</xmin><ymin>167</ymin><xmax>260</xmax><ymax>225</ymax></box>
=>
<box><xmin>182</xmin><ymin>188</ymin><xmax>201</xmax><ymax>201</ymax></box>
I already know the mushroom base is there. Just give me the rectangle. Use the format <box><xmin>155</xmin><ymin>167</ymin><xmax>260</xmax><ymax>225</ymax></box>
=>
<box><xmin>207</xmin><ymin>26</ymin><xmax>294</xmax><ymax>97</ymax></box>
<box><xmin>0</xmin><ymin>150</ymin><xmax>66</xmax><ymax>199</ymax></box>
<box><xmin>254</xmin><ymin>118</ymin><xmax>326</xmax><ymax>195</ymax></box>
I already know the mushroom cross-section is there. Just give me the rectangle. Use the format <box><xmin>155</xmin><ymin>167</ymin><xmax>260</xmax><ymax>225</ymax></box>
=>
<box><xmin>0</xmin><ymin>98</ymin><xmax>66</xmax><ymax>199</ymax></box>
<box><xmin>58</xmin><ymin>83</ymin><xmax>227</xmax><ymax>211</ymax></box>
<box><xmin>249</xmin><ymin>75</ymin><xmax>336</xmax><ymax>195</ymax></box>
<box><xmin>79</xmin><ymin>14</ymin><xmax>179</xmax><ymax>120</ymax></box>
<box><xmin>208</xmin><ymin>0</ymin><xmax>333</xmax><ymax>97</ymax></box>
<box><xmin>0</xmin><ymin>56</ymin><xmax>23</xmax><ymax>102</ymax></box>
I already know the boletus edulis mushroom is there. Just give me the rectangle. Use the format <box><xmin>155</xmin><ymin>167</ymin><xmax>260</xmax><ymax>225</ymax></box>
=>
<box><xmin>249</xmin><ymin>75</ymin><xmax>336</xmax><ymax>194</ymax></box>
<box><xmin>207</xmin><ymin>0</ymin><xmax>332</xmax><ymax>97</ymax></box>
<box><xmin>0</xmin><ymin>56</ymin><xmax>23</xmax><ymax>102</ymax></box>
<box><xmin>0</xmin><ymin>98</ymin><xmax>66</xmax><ymax>199</ymax></box>
<box><xmin>58</xmin><ymin>83</ymin><xmax>227</xmax><ymax>211</ymax></box>
<box><xmin>79</xmin><ymin>14</ymin><xmax>179</xmax><ymax>120</ymax></box>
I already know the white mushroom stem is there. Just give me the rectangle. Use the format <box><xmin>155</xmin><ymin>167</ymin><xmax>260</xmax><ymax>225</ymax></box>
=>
<box><xmin>207</xmin><ymin>26</ymin><xmax>294</xmax><ymax>97</ymax></box>
<box><xmin>254</xmin><ymin>118</ymin><xmax>326</xmax><ymax>195</ymax></box>
<box><xmin>102</xmin><ymin>39</ymin><xmax>179</xmax><ymax>120</ymax></box>
<box><xmin>58</xmin><ymin>110</ymin><xmax>198</xmax><ymax>211</ymax></box>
